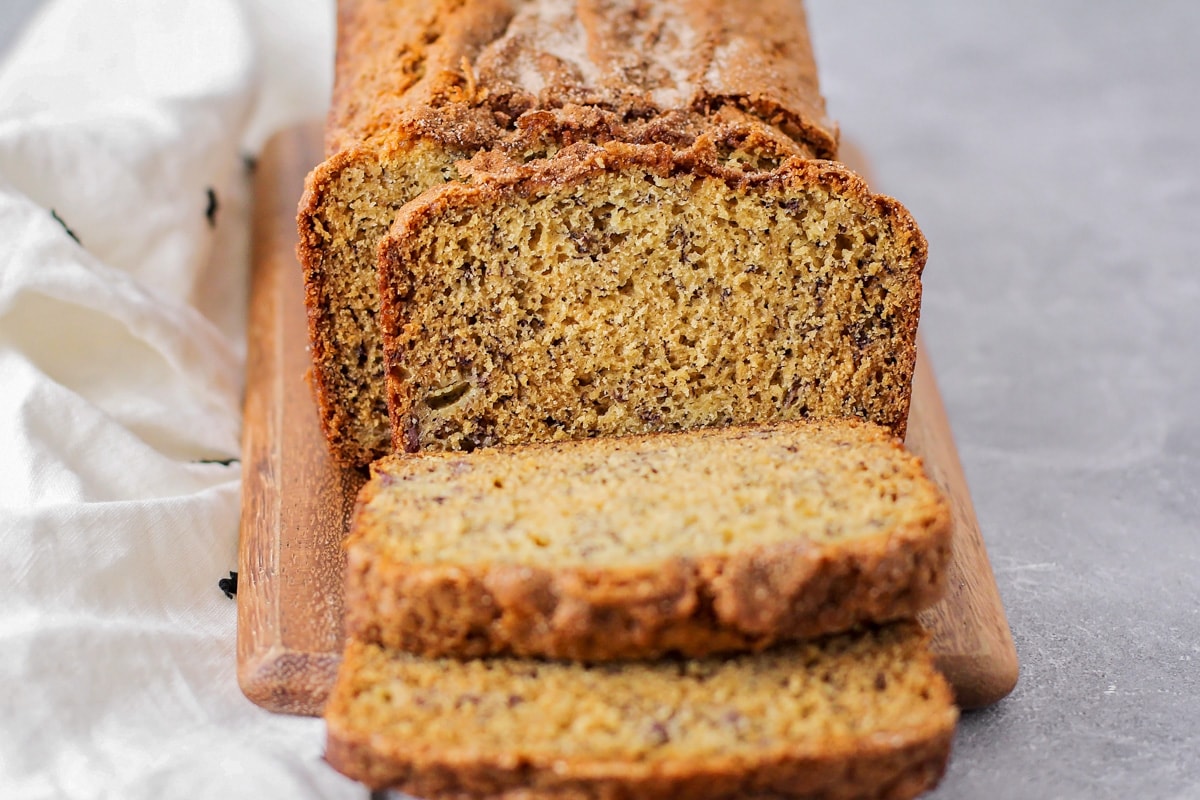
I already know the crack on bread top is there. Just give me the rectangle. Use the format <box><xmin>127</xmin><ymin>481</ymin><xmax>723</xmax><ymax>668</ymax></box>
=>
<box><xmin>329</xmin><ymin>0</ymin><xmax>837</xmax><ymax>159</ymax></box>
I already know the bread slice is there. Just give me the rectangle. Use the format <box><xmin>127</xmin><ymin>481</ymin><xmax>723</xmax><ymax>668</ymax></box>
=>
<box><xmin>379</xmin><ymin>139</ymin><xmax>926</xmax><ymax>457</ymax></box>
<box><xmin>325</xmin><ymin>623</ymin><xmax>958</xmax><ymax>798</ymax></box>
<box><xmin>298</xmin><ymin>0</ymin><xmax>838</xmax><ymax>466</ymax></box>
<box><xmin>345</xmin><ymin>419</ymin><xmax>950</xmax><ymax>660</ymax></box>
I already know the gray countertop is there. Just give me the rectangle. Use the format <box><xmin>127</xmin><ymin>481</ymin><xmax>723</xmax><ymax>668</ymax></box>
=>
<box><xmin>806</xmin><ymin>2</ymin><xmax>1200</xmax><ymax>798</ymax></box>
<box><xmin>4</xmin><ymin>2</ymin><xmax>1197</xmax><ymax>798</ymax></box>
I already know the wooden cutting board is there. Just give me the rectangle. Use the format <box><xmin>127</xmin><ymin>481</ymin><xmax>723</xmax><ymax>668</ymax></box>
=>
<box><xmin>237</xmin><ymin>123</ymin><xmax>1018</xmax><ymax>716</ymax></box>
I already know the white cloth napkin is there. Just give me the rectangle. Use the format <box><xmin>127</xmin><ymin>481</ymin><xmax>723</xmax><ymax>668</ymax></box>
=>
<box><xmin>0</xmin><ymin>2</ymin><xmax>364</xmax><ymax>797</ymax></box>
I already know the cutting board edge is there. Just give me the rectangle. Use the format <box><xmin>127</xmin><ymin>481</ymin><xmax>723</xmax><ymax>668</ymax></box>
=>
<box><xmin>238</xmin><ymin>644</ymin><xmax>341</xmax><ymax>717</ymax></box>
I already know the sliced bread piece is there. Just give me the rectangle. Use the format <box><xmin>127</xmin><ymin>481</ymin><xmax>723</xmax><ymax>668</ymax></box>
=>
<box><xmin>325</xmin><ymin>623</ymin><xmax>958</xmax><ymax>798</ymax></box>
<box><xmin>379</xmin><ymin>140</ymin><xmax>926</xmax><ymax>456</ymax></box>
<box><xmin>345</xmin><ymin>419</ymin><xmax>951</xmax><ymax>660</ymax></box>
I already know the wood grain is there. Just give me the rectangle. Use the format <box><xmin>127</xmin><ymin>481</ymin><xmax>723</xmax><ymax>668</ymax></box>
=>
<box><xmin>237</xmin><ymin>123</ymin><xmax>1017</xmax><ymax>716</ymax></box>
<box><xmin>840</xmin><ymin>138</ymin><xmax>1019</xmax><ymax>709</ymax></box>
<box><xmin>237</xmin><ymin>123</ymin><xmax>365</xmax><ymax>715</ymax></box>
<box><xmin>908</xmin><ymin>351</ymin><xmax>1020</xmax><ymax>708</ymax></box>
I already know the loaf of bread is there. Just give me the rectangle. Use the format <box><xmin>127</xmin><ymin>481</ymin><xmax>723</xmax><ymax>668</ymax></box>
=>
<box><xmin>345</xmin><ymin>419</ymin><xmax>950</xmax><ymax>660</ymax></box>
<box><xmin>298</xmin><ymin>0</ymin><xmax>840</xmax><ymax>466</ymax></box>
<box><xmin>380</xmin><ymin>139</ymin><xmax>925</xmax><ymax>455</ymax></box>
<box><xmin>325</xmin><ymin>623</ymin><xmax>957</xmax><ymax>798</ymax></box>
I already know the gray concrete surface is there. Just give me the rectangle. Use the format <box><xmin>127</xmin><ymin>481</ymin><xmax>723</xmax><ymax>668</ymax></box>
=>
<box><xmin>4</xmin><ymin>2</ymin><xmax>1197</xmax><ymax>798</ymax></box>
<box><xmin>807</xmin><ymin>2</ymin><xmax>1200</xmax><ymax>798</ymax></box>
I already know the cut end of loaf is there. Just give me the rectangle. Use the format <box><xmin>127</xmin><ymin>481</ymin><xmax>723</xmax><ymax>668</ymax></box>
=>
<box><xmin>298</xmin><ymin>122</ymin><xmax>815</xmax><ymax>466</ymax></box>
<box><xmin>306</xmin><ymin>0</ymin><xmax>847</xmax><ymax>468</ymax></box>
<box><xmin>382</xmin><ymin>141</ymin><xmax>926</xmax><ymax>456</ymax></box>
<box><xmin>325</xmin><ymin>623</ymin><xmax>958</xmax><ymax>798</ymax></box>
<box><xmin>297</xmin><ymin>140</ymin><xmax>466</xmax><ymax>465</ymax></box>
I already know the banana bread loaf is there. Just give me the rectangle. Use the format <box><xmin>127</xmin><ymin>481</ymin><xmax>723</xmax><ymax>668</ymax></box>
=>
<box><xmin>379</xmin><ymin>139</ymin><xmax>925</xmax><ymax>456</ymax></box>
<box><xmin>298</xmin><ymin>0</ymin><xmax>840</xmax><ymax>466</ymax></box>
<box><xmin>325</xmin><ymin>623</ymin><xmax>958</xmax><ymax>798</ymax></box>
<box><xmin>345</xmin><ymin>419</ymin><xmax>950</xmax><ymax>660</ymax></box>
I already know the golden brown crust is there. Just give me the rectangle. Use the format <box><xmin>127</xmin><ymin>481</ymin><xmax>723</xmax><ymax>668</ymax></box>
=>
<box><xmin>391</xmin><ymin>137</ymin><xmax>924</xmax><ymax>248</ymax></box>
<box><xmin>324</xmin><ymin>627</ymin><xmax>958</xmax><ymax>798</ymax></box>
<box><xmin>343</xmin><ymin>420</ymin><xmax>950</xmax><ymax>660</ymax></box>
<box><xmin>328</xmin><ymin>0</ymin><xmax>838</xmax><ymax>160</ymax></box>
<box><xmin>325</xmin><ymin>727</ymin><xmax>955</xmax><ymax>799</ymax></box>
<box><xmin>345</xmin><ymin>523</ymin><xmax>950</xmax><ymax>660</ymax></box>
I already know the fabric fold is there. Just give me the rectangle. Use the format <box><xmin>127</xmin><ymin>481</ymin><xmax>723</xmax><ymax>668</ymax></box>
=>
<box><xmin>0</xmin><ymin>1</ymin><xmax>350</xmax><ymax>797</ymax></box>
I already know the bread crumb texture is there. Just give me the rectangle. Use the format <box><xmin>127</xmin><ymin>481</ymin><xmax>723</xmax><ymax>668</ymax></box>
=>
<box><xmin>359</xmin><ymin>419</ymin><xmax>939</xmax><ymax>568</ymax></box>
<box><xmin>325</xmin><ymin>623</ymin><xmax>958</xmax><ymax>798</ymax></box>
<box><xmin>382</xmin><ymin>143</ymin><xmax>924</xmax><ymax>456</ymax></box>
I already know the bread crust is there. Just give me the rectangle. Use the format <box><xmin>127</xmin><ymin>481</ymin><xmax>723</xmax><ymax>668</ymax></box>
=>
<box><xmin>346</xmin><ymin>521</ymin><xmax>951</xmax><ymax>660</ymax></box>
<box><xmin>325</xmin><ymin>724</ymin><xmax>956</xmax><ymax>799</ymax></box>
<box><xmin>383</xmin><ymin>138</ymin><xmax>926</xmax><ymax>265</ymax></box>
<box><xmin>326</xmin><ymin>0</ymin><xmax>838</xmax><ymax>160</ymax></box>
<box><xmin>344</xmin><ymin>420</ymin><xmax>951</xmax><ymax>660</ymax></box>
<box><xmin>323</xmin><ymin>626</ymin><xmax>959</xmax><ymax>798</ymax></box>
